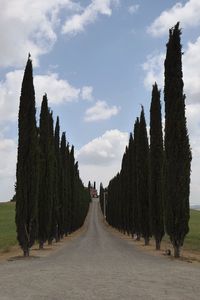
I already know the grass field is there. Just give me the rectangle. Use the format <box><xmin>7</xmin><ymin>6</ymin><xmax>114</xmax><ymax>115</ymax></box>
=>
<box><xmin>184</xmin><ymin>209</ymin><xmax>200</xmax><ymax>251</ymax></box>
<box><xmin>0</xmin><ymin>202</ymin><xmax>199</xmax><ymax>253</ymax></box>
<box><xmin>0</xmin><ymin>202</ymin><xmax>16</xmax><ymax>252</ymax></box>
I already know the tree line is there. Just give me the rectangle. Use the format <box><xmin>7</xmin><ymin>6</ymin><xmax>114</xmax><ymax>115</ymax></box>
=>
<box><xmin>15</xmin><ymin>55</ymin><xmax>90</xmax><ymax>257</ymax></box>
<box><xmin>100</xmin><ymin>23</ymin><xmax>191</xmax><ymax>258</ymax></box>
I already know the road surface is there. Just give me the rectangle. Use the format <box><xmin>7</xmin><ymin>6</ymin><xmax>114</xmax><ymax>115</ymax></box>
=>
<box><xmin>0</xmin><ymin>199</ymin><xmax>199</xmax><ymax>300</ymax></box>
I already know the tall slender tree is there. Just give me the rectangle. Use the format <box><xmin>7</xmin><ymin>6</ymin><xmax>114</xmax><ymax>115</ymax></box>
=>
<box><xmin>48</xmin><ymin>110</ymin><xmax>57</xmax><ymax>244</ymax></box>
<box><xmin>137</xmin><ymin>107</ymin><xmax>151</xmax><ymax>245</ymax></box>
<box><xmin>15</xmin><ymin>55</ymin><xmax>39</xmax><ymax>256</ymax></box>
<box><xmin>69</xmin><ymin>146</ymin><xmax>75</xmax><ymax>232</ymax></box>
<box><xmin>60</xmin><ymin>132</ymin><xmax>68</xmax><ymax>238</ymax></box>
<box><xmin>38</xmin><ymin>94</ymin><xmax>54</xmax><ymax>249</ymax></box>
<box><xmin>149</xmin><ymin>83</ymin><xmax>164</xmax><ymax>250</ymax></box>
<box><xmin>164</xmin><ymin>22</ymin><xmax>192</xmax><ymax>257</ymax></box>
<box><xmin>54</xmin><ymin>117</ymin><xmax>61</xmax><ymax>241</ymax></box>
<box><xmin>132</xmin><ymin>118</ymin><xmax>141</xmax><ymax>239</ymax></box>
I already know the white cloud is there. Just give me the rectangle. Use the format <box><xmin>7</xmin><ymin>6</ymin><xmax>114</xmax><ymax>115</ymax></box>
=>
<box><xmin>143</xmin><ymin>36</ymin><xmax>200</xmax><ymax>105</ymax></box>
<box><xmin>0</xmin><ymin>69</ymin><xmax>95</xmax><ymax>123</ymax></box>
<box><xmin>35</xmin><ymin>73</ymin><xmax>80</xmax><ymax>105</ymax></box>
<box><xmin>62</xmin><ymin>0</ymin><xmax>119</xmax><ymax>35</ymax></box>
<box><xmin>0</xmin><ymin>0</ymin><xmax>80</xmax><ymax>67</ymax></box>
<box><xmin>186</xmin><ymin>103</ymin><xmax>200</xmax><ymax>205</ymax></box>
<box><xmin>84</xmin><ymin>100</ymin><xmax>120</xmax><ymax>122</ymax></box>
<box><xmin>76</xmin><ymin>129</ymin><xmax>128</xmax><ymax>187</ymax></box>
<box><xmin>142</xmin><ymin>53</ymin><xmax>165</xmax><ymax>89</ymax></box>
<box><xmin>0</xmin><ymin>134</ymin><xmax>17</xmax><ymax>201</ymax></box>
<box><xmin>80</xmin><ymin>86</ymin><xmax>94</xmax><ymax>101</ymax></box>
<box><xmin>77</xmin><ymin>129</ymin><xmax>128</xmax><ymax>165</ymax></box>
<box><xmin>0</xmin><ymin>70</ymin><xmax>23</xmax><ymax>122</ymax></box>
<box><xmin>128</xmin><ymin>4</ymin><xmax>139</xmax><ymax>14</ymax></box>
<box><xmin>183</xmin><ymin>37</ymin><xmax>200</xmax><ymax>104</ymax></box>
<box><xmin>148</xmin><ymin>0</ymin><xmax>200</xmax><ymax>37</ymax></box>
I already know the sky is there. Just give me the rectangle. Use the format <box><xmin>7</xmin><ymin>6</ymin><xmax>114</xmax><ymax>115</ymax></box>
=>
<box><xmin>0</xmin><ymin>0</ymin><xmax>200</xmax><ymax>205</ymax></box>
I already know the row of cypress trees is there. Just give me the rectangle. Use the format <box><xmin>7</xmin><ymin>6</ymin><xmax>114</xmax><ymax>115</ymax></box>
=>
<box><xmin>15</xmin><ymin>56</ymin><xmax>90</xmax><ymax>256</ymax></box>
<box><xmin>103</xmin><ymin>23</ymin><xmax>191</xmax><ymax>258</ymax></box>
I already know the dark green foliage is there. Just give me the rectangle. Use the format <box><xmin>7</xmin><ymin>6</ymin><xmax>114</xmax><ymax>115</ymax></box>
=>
<box><xmin>137</xmin><ymin>107</ymin><xmax>151</xmax><ymax>245</ymax></box>
<box><xmin>149</xmin><ymin>83</ymin><xmax>164</xmax><ymax>250</ymax></box>
<box><xmin>107</xmin><ymin>108</ymin><xmax>150</xmax><ymax>244</ymax></box>
<box><xmin>132</xmin><ymin>118</ymin><xmax>141</xmax><ymax>239</ymax></box>
<box><xmin>164</xmin><ymin>22</ymin><xmax>192</xmax><ymax>257</ymax></box>
<box><xmin>48</xmin><ymin>111</ymin><xmax>58</xmax><ymax>244</ymax></box>
<box><xmin>15</xmin><ymin>56</ymin><xmax>39</xmax><ymax>256</ymax></box>
<box><xmin>99</xmin><ymin>183</ymin><xmax>104</xmax><ymax>214</ymax></box>
<box><xmin>53</xmin><ymin>117</ymin><xmax>61</xmax><ymax>241</ymax></box>
<box><xmin>16</xmin><ymin>57</ymin><xmax>90</xmax><ymax>254</ymax></box>
<box><xmin>60</xmin><ymin>132</ymin><xmax>68</xmax><ymax>238</ymax></box>
<box><xmin>38</xmin><ymin>94</ymin><xmax>54</xmax><ymax>248</ymax></box>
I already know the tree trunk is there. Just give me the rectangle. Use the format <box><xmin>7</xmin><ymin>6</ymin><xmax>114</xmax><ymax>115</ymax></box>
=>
<box><xmin>155</xmin><ymin>239</ymin><xmax>161</xmax><ymax>250</ymax></box>
<box><xmin>136</xmin><ymin>234</ymin><xmax>140</xmax><ymax>241</ymax></box>
<box><xmin>23</xmin><ymin>248</ymin><xmax>29</xmax><ymax>257</ymax></box>
<box><xmin>144</xmin><ymin>237</ymin><xmax>149</xmax><ymax>246</ymax></box>
<box><xmin>174</xmin><ymin>245</ymin><xmax>180</xmax><ymax>258</ymax></box>
<box><xmin>39</xmin><ymin>241</ymin><xmax>44</xmax><ymax>249</ymax></box>
<box><xmin>48</xmin><ymin>239</ymin><xmax>53</xmax><ymax>246</ymax></box>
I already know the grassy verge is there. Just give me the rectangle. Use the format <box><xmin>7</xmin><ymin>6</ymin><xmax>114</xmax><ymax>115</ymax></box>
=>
<box><xmin>161</xmin><ymin>209</ymin><xmax>200</xmax><ymax>253</ymax></box>
<box><xmin>184</xmin><ymin>209</ymin><xmax>200</xmax><ymax>252</ymax></box>
<box><xmin>0</xmin><ymin>202</ymin><xmax>17</xmax><ymax>252</ymax></box>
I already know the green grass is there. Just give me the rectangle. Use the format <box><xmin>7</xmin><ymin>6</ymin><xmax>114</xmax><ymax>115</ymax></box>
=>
<box><xmin>162</xmin><ymin>209</ymin><xmax>200</xmax><ymax>253</ymax></box>
<box><xmin>0</xmin><ymin>202</ymin><xmax>17</xmax><ymax>252</ymax></box>
<box><xmin>184</xmin><ymin>209</ymin><xmax>200</xmax><ymax>252</ymax></box>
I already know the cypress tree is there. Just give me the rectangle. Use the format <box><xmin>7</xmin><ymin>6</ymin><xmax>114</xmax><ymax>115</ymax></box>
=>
<box><xmin>99</xmin><ymin>183</ymin><xmax>104</xmax><ymax>213</ymax></box>
<box><xmin>48</xmin><ymin>110</ymin><xmax>57</xmax><ymax>244</ymax></box>
<box><xmin>132</xmin><ymin>118</ymin><xmax>141</xmax><ymax>240</ymax></box>
<box><xmin>65</xmin><ymin>142</ymin><xmax>71</xmax><ymax>235</ymax></box>
<box><xmin>15</xmin><ymin>55</ymin><xmax>39</xmax><ymax>257</ymax></box>
<box><xmin>54</xmin><ymin>117</ymin><xmax>61</xmax><ymax>241</ymax></box>
<box><xmin>164</xmin><ymin>23</ymin><xmax>192</xmax><ymax>257</ymax></box>
<box><xmin>149</xmin><ymin>83</ymin><xmax>164</xmax><ymax>250</ymax></box>
<box><xmin>138</xmin><ymin>107</ymin><xmax>151</xmax><ymax>245</ymax></box>
<box><xmin>69</xmin><ymin>146</ymin><xmax>75</xmax><ymax>232</ymax></box>
<box><xmin>60</xmin><ymin>132</ymin><xmax>68</xmax><ymax>238</ymax></box>
<box><xmin>38</xmin><ymin>94</ymin><xmax>54</xmax><ymax>249</ymax></box>
<box><xmin>126</xmin><ymin>135</ymin><xmax>133</xmax><ymax>236</ymax></box>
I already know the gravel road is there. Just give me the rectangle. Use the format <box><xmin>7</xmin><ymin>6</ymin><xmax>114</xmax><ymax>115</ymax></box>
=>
<box><xmin>0</xmin><ymin>199</ymin><xmax>199</xmax><ymax>300</ymax></box>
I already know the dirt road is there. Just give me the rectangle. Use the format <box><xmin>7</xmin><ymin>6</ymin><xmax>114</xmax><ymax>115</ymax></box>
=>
<box><xmin>0</xmin><ymin>199</ymin><xmax>199</xmax><ymax>300</ymax></box>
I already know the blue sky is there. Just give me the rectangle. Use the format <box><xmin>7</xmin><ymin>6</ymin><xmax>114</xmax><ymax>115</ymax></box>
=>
<box><xmin>0</xmin><ymin>0</ymin><xmax>200</xmax><ymax>205</ymax></box>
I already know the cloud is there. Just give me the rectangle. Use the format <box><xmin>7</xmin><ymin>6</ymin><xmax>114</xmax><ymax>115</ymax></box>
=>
<box><xmin>148</xmin><ymin>0</ymin><xmax>200</xmax><ymax>36</ymax></box>
<box><xmin>142</xmin><ymin>53</ymin><xmax>165</xmax><ymax>89</ymax></box>
<box><xmin>76</xmin><ymin>129</ymin><xmax>128</xmax><ymax>187</ymax></box>
<box><xmin>183</xmin><ymin>37</ymin><xmax>200</xmax><ymax>104</ymax></box>
<box><xmin>0</xmin><ymin>70</ymin><xmax>96</xmax><ymax>123</ymax></box>
<box><xmin>84</xmin><ymin>100</ymin><xmax>120</xmax><ymax>122</ymax></box>
<box><xmin>80</xmin><ymin>86</ymin><xmax>94</xmax><ymax>101</ymax></box>
<box><xmin>143</xmin><ymin>36</ymin><xmax>200</xmax><ymax>104</ymax></box>
<box><xmin>0</xmin><ymin>0</ymin><xmax>119</xmax><ymax>67</ymax></box>
<box><xmin>35</xmin><ymin>73</ymin><xmax>81</xmax><ymax>105</ymax></box>
<box><xmin>0</xmin><ymin>0</ymin><xmax>80</xmax><ymax>67</ymax></box>
<box><xmin>128</xmin><ymin>4</ymin><xmax>140</xmax><ymax>14</ymax></box>
<box><xmin>77</xmin><ymin>129</ymin><xmax>128</xmax><ymax>165</ymax></box>
<box><xmin>186</xmin><ymin>103</ymin><xmax>200</xmax><ymax>205</ymax></box>
<box><xmin>62</xmin><ymin>0</ymin><xmax>119</xmax><ymax>35</ymax></box>
<box><xmin>0</xmin><ymin>70</ymin><xmax>23</xmax><ymax>122</ymax></box>
<box><xmin>0</xmin><ymin>134</ymin><xmax>17</xmax><ymax>201</ymax></box>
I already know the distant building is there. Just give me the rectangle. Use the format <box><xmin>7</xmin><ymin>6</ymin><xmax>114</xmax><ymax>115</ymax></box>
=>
<box><xmin>89</xmin><ymin>181</ymin><xmax>98</xmax><ymax>198</ymax></box>
<box><xmin>90</xmin><ymin>187</ymin><xmax>98</xmax><ymax>198</ymax></box>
